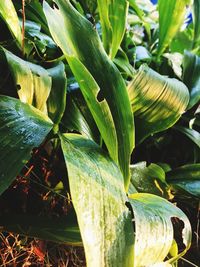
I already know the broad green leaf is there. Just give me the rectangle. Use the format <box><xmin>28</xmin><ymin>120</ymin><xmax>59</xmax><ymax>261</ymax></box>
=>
<box><xmin>0</xmin><ymin>0</ymin><xmax>22</xmax><ymax>48</ymax></box>
<box><xmin>192</xmin><ymin>0</ymin><xmax>200</xmax><ymax>49</ymax></box>
<box><xmin>157</xmin><ymin>0</ymin><xmax>192</xmax><ymax>56</ymax></box>
<box><xmin>183</xmin><ymin>50</ymin><xmax>200</xmax><ymax>109</ymax></box>
<box><xmin>47</xmin><ymin>62</ymin><xmax>67</xmax><ymax>126</ymax></box>
<box><xmin>128</xmin><ymin>65</ymin><xmax>189</xmax><ymax>143</ymax></box>
<box><xmin>2</xmin><ymin>48</ymin><xmax>51</xmax><ymax>114</ymax></box>
<box><xmin>97</xmin><ymin>0</ymin><xmax>129</xmax><ymax>59</ymax></box>
<box><xmin>174</xmin><ymin>126</ymin><xmax>200</xmax><ymax>148</ymax></box>
<box><xmin>0</xmin><ymin>214</ymin><xmax>82</xmax><ymax>246</ymax></box>
<box><xmin>60</xmin><ymin>134</ymin><xmax>134</xmax><ymax>267</ymax></box>
<box><xmin>166</xmin><ymin>164</ymin><xmax>200</xmax><ymax>198</ymax></box>
<box><xmin>129</xmin><ymin>162</ymin><xmax>169</xmax><ymax>198</ymax></box>
<box><xmin>0</xmin><ymin>95</ymin><xmax>53</xmax><ymax>195</ymax></box>
<box><xmin>128</xmin><ymin>193</ymin><xmax>191</xmax><ymax>266</ymax></box>
<box><xmin>64</xmin><ymin>57</ymin><xmax>118</xmax><ymax>163</ymax></box>
<box><xmin>44</xmin><ymin>0</ymin><xmax>134</xmax><ymax>189</ymax></box>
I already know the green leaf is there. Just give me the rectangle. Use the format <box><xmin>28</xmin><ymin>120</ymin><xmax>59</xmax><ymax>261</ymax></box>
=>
<box><xmin>15</xmin><ymin>0</ymin><xmax>50</xmax><ymax>35</ymax></box>
<box><xmin>43</xmin><ymin>0</ymin><xmax>134</xmax><ymax>189</ymax></box>
<box><xmin>129</xmin><ymin>162</ymin><xmax>169</xmax><ymax>198</ymax></box>
<box><xmin>97</xmin><ymin>0</ymin><xmax>129</xmax><ymax>59</ymax></box>
<box><xmin>128</xmin><ymin>65</ymin><xmax>189</xmax><ymax>143</ymax></box>
<box><xmin>128</xmin><ymin>193</ymin><xmax>191</xmax><ymax>266</ymax></box>
<box><xmin>157</xmin><ymin>0</ymin><xmax>192</xmax><ymax>56</ymax></box>
<box><xmin>0</xmin><ymin>95</ymin><xmax>53</xmax><ymax>195</ymax></box>
<box><xmin>192</xmin><ymin>0</ymin><xmax>200</xmax><ymax>49</ymax></box>
<box><xmin>2</xmin><ymin>47</ymin><xmax>51</xmax><ymax>114</ymax></box>
<box><xmin>0</xmin><ymin>0</ymin><xmax>22</xmax><ymax>48</ymax></box>
<box><xmin>174</xmin><ymin>125</ymin><xmax>200</xmax><ymax>148</ymax></box>
<box><xmin>47</xmin><ymin>62</ymin><xmax>67</xmax><ymax>125</ymax></box>
<box><xmin>64</xmin><ymin>57</ymin><xmax>118</xmax><ymax>163</ymax></box>
<box><xmin>0</xmin><ymin>214</ymin><xmax>82</xmax><ymax>246</ymax></box>
<box><xmin>60</xmin><ymin>133</ymin><xmax>134</xmax><ymax>267</ymax></box>
<box><xmin>62</xmin><ymin>85</ymin><xmax>100</xmax><ymax>144</ymax></box>
<box><xmin>166</xmin><ymin>164</ymin><xmax>200</xmax><ymax>198</ymax></box>
<box><xmin>183</xmin><ymin>50</ymin><xmax>200</xmax><ymax>109</ymax></box>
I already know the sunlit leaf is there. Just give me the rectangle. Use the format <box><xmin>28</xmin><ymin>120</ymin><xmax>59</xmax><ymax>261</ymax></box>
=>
<box><xmin>0</xmin><ymin>95</ymin><xmax>53</xmax><ymax>195</ymax></box>
<box><xmin>128</xmin><ymin>65</ymin><xmax>189</xmax><ymax>143</ymax></box>
<box><xmin>157</xmin><ymin>0</ymin><xmax>192</xmax><ymax>56</ymax></box>
<box><xmin>0</xmin><ymin>0</ymin><xmax>22</xmax><ymax>48</ymax></box>
<box><xmin>97</xmin><ymin>0</ymin><xmax>129</xmax><ymax>59</ymax></box>
<box><xmin>44</xmin><ymin>0</ymin><xmax>134</xmax><ymax>189</ymax></box>
<box><xmin>128</xmin><ymin>193</ymin><xmax>191</xmax><ymax>266</ymax></box>
<box><xmin>60</xmin><ymin>133</ymin><xmax>134</xmax><ymax>267</ymax></box>
<box><xmin>2</xmin><ymin>47</ymin><xmax>51</xmax><ymax>114</ymax></box>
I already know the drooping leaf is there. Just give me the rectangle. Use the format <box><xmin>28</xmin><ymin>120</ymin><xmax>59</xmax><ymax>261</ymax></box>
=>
<box><xmin>2</xmin><ymin>48</ymin><xmax>51</xmax><ymax>114</ymax></box>
<box><xmin>128</xmin><ymin>193</ymin><xmax>191</xmax><ymax>266</ymax></box>
<box><xmin>183</xmin><ymin>50</ymin><xmax>200</xmax><ymax>109</ymax></box>
<box><xmin>60</xmin><ymin>133</ymin><xmax>134</xmax><ymax>267</ymax></box>
<box><xmin>129</xmin><ymin>162</ymin><xmax>169</xmax><ymax>198</ymax></box>
<box><xmin>128</xmin><ymin>65</ymin><xmax>189</xmax><ymax>143</ymax></box>
<box><xmin>157</xmin><ymin>0</ymin><xmax>192</xmax><ymax>56</ymax></box>
<box><xmin>44</xmin><ymin>0</ymin><xmax>134</xmax><ymax>189</ymax></box>
<box><xmin>174</xmin><ymin>125</ymin><xmax>200</xmax><ymax>148</ymax></box>
<box><xmin>0</xmin><ymin>0</ymin><xmax>22</xmax><ymax>48</ymax></box>
<box><xmin>47</xmin><ymin>62</ymin><xmax>67</xmax><ymax>126</ymax></box>
<box><xmin>166</xmin><ymin>164</ymin><xmax>200</xmax><ymax>198</ymax></box>
<box><xmin>0</xmin><ymin>95</ymin><xmax>53</xmax><ymax>195</ymax></box>
<box><xmin>0</xmin><ymin>214</ymin><xmax>82</xmax><ymax>246</ymax></box>
<box><xmin>97</xmin><ymin>0</ymin><xmax>129</xmax><ymax>59</ymax></box>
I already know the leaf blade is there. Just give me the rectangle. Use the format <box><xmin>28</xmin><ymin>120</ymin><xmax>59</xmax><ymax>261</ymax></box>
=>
<box><xmin>44</xmin><ymin>0</ymin><xmax>134</xmax><ymax>189</ymax></box>
<box><xmin>0</xmin><ymin>95</ymin><xmax>53</xmax><ymax>195</ymax></box>
<box><xmin>60</xmin><ymin>133</ymin><xmax>134</xmax><ymax>267</ymax></box>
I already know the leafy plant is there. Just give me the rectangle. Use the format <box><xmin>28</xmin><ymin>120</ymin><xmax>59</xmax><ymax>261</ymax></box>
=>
<box><xmin>0</xmin><ymin>0</ymin><xmax>199</xmax><ymax>266</ymax></box>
